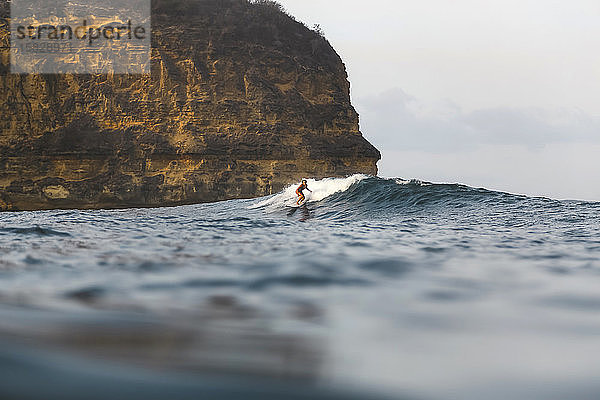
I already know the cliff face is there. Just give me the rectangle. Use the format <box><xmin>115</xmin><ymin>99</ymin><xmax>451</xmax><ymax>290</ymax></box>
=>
<box><xmin>0</xmin><ymin>0</ymin><xmax>380</xmax><ymax>211</ymax></box>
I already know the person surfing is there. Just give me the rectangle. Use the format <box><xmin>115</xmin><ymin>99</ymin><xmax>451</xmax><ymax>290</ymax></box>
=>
<box><xmin>296</xmin><ymin>179</ymin><xmax>312</xmax><ymax>205</ymax></box>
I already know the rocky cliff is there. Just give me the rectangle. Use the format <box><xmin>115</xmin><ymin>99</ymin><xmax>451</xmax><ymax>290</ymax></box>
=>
<box><xmin>0</xmin><ymin>0</ymin><xmax>380</xmax><ymax>211</ymax></box>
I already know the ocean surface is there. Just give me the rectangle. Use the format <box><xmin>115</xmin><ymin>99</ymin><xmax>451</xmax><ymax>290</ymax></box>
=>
<box><xmin>1</xmin><ymin>175</ymin><xmax>599</xmax><ymax>400</ymax></box>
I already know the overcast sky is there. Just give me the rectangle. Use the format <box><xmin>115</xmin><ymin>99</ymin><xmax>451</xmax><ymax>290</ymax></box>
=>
<box><xmin>277</xmin><ymin>0</ymin><xmax>600</xmax><ymax>200</ymax></box>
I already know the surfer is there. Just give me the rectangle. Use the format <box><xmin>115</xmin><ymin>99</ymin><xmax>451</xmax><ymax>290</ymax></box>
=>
<box><xmin>296</xmin><ymin>179</ymin><xmax>312</xmax><ymax>205</ymax></box>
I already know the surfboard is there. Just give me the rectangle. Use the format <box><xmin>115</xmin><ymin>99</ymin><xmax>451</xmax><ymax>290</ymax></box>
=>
<box><xmin>287</xmin><ymin>198</ymin><xmax>307</xmax><ymax>208</ymax></box>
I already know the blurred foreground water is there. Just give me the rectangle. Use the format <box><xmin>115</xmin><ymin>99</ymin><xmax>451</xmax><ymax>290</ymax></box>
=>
<box><xmin>1</xmin><ymin>175</ymin><xmax>600</xmax><ymax>400</ymax></box>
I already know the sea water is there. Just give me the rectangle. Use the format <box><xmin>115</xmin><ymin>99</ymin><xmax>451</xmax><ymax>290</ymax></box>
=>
<box><xmin>0</xmin><ymin>175</ymin><xmax>599</xmax><ymax>400</ymax></box>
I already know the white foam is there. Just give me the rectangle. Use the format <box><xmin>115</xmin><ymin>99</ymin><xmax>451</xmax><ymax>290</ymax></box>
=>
<box><xmin>249</xmin><ymin>174</ymin><xmax>369</xmax><ymax>209</ymax></box>
<box><xmin>395</xmin><ymin>178</ymin><xmax>430</xmax><ymax>186</ymax></box>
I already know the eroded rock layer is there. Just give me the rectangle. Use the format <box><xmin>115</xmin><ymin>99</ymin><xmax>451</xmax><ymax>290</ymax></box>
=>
<box><xmin>0</xmin><ymin>0</ymin><xmax>380</xmax><ymax>211</ymax></box>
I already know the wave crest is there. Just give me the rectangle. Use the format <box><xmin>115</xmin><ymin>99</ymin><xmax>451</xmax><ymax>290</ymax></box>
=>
<box><xmin>248</xmin><ymin>175</ymin><xmax>369</xmax><ymax>209</ymax></box>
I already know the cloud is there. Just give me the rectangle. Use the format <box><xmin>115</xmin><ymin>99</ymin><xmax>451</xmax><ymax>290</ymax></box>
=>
<box><xmin>356</xmin><ymin>88</ymin><xmax>600</xmax><ymax>153</ymax></box>
<box><xmin>379</xmin><ymin>144</ymin><xmax>600</xmax><ymax>201</ymax></box>
<box><xmin>355</xmin><ymin>88</ymin><xmax>600</xmax><ymax>200</ymax></box>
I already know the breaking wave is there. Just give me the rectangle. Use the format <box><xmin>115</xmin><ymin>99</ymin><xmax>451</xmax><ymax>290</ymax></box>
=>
<box><xmin>250</xmin><ymin>174</ymin><xmax>545</xmax><ymax>213</ymax></box>
<box><xmin>248</xmin><ymin>175</ymin><xmax>369</xmax><ymax>209</ymax></box>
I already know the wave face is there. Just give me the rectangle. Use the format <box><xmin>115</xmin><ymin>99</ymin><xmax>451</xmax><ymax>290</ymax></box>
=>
<box><xmin>0</xmin><ymin>175</ymin><xmax>600</xmax><ymax>400</ymax></box>
<box><xmin>251</xmin><ymin>175</ymin><xmax>595</xmax><ymax>222</ymax></box>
